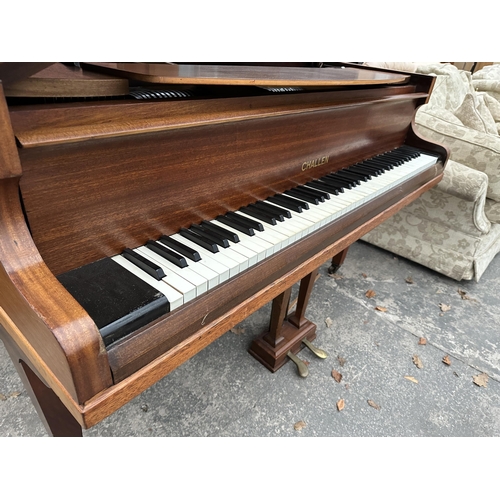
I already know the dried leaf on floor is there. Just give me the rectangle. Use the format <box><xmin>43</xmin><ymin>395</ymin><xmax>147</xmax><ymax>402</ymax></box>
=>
<box><xmin>367</xmin><ymin>400</ymin><xmax>381</xmax><ymax>410</ymax></box>
<box><xmin>375</xmin><ymin>306</ymin><xmax>388</xmax><ymax>312</ymax></box>
<box><xmin>9</xmin><ymin>391</ymin><xmax>20</xmax><ymax>398</ymax></box>
<box><xmin>473</xmin><ymin>373</ymin><xmax>488</xmax><ymax>387</ymax></box>
<box><xmin>330</xmin><ymin>273</ymin><xmax>343</xmax><ymax>280</ymax></box>
<box><xmin>418</xmin><ymin>337</ymin><xmax>427</xmax><ymax>345</ymax></box>
<box><xmin>337</xmin><ymin>399</ymin><xmax>345</xmax><ymax>411</ymax></box>
<box><xmin>294</xmin><ymin>420</ymin><xmax>306</xmax><ymax>431</ymax></box>
<box><xmin>337</xmin><ymin>356</ymin><xmax>346</xmax><ymax>367</ymax></box>
<box><xmin>442</xmin><ymin>355</ymin><xmax>451</xmax><ymax>365</ymax></box>
<box><xmin>332</xmin><ymin>370</ymin><xmax>343</xmax><ymax>383</ymax></box>
<box><xmin>439</xmin><ymin>303</ymin><xmax>451</xmax><ymax>312</ymax></box>
<box><xmin>412</xmin><ymin>355</ymin><xmax>423</xmax><ymax>369</ymax></box>
<box><xmin>405</xmin><ymin>276</ymin><xmax>414</xmax><ymax>284</ymax></box>
<box><xmin>404</xmin><ymin>376</ymin><xmax>418</xmax><ymax>384</ymax></box>
<box><xmin>457</xmin><ymin>289</ymin><xmax>477</xmax><ymax>302</ymax></box>
<box><xmin>325</xmin><ymin>317</ymin><xmax>333</xmax><ymax>328</ymax></box>
<box><xmin>230</xmin><ymin>326</ymin><xmax>246</xmax><ymax>335</ymax></box>
<box><xmin>365</xmin><ymin>289</ymin><xmax>376</xmax><ymax>299</ymax></box>
<box><xmin>0</xmin><ymin>393</ymin><xmax>6</xmax><ymax>401</ymax></box>
<box><xmin>362</xmin><ymin>273</ymin><xmax>368</xmax><ymax>278</ymax></box>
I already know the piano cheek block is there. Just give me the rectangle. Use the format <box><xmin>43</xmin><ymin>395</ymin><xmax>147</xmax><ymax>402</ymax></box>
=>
<box><xmin>57</xmin><ymin>257</ymin><xmax>170</xmax><ymax>346</ymax></box>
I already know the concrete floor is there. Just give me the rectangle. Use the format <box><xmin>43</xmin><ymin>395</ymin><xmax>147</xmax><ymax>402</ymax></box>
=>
<box><xmin>1</xmin><ymin>240</ymin><xmax>500</xmax><ymax>437</ymax></box>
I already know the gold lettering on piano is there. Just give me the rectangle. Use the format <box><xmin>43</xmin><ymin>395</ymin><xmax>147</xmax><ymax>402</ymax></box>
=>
<box><xmin>301</xmin><ymin>155</ymin><xmax>329</xmax><ymax>171</ymax></box>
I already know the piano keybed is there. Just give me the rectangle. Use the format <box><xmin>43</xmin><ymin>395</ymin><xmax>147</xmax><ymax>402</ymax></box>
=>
<box><xmin>57</xmin><ymin>145</ymin><xmax>439</xmax><ymax>347</ymax></box>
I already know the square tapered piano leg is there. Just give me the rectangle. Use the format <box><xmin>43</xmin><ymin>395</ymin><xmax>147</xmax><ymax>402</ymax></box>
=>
<box><xmin>248</xmin><ymin>269</ymin><xmax>319</xmax><ymax>373</ymax></box>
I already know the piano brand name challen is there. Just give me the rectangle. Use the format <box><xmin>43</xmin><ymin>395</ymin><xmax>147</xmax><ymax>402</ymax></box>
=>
<box><xmin>301</xmin><ymin>155</ymin><xmax>329</xmax><ymax>171</ymax></box>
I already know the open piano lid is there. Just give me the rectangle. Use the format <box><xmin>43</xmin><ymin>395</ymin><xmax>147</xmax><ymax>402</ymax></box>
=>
<box><xmin>80</xmin><ymin>62</ymin><xmax>410</xmax><ymax>87</ymax></box>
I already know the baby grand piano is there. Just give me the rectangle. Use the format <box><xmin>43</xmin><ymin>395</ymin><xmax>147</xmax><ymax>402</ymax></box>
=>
<box><xmin>0</xmin><ymin>63</ymin><xmax>448</xmax><ymax>436</ymax></box>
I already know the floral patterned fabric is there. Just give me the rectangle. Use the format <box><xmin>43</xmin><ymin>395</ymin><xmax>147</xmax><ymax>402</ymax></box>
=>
<box><xmin>361</xmin><ymin>63</ymin><xmax>500</xmax><ymax>281</ymax></box>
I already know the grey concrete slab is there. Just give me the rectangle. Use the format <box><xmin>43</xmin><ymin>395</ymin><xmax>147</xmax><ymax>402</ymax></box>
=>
<box><xmin>1</xmin><ymin>241</ymin><xmax>500</xmax><ymax>437</ymax></box>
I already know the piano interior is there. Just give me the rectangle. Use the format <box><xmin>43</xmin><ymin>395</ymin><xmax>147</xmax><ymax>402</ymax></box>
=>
<box><xmin>0</xmin><ymin>62</ymin><xmax>448</xmax><ymax>435</ymax></box>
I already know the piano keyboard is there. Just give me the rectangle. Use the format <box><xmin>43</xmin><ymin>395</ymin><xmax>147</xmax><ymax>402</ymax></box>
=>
<box><xmin>57</xmin><ymin>146</ymin><xmax>439</xmax><ymax>346</ymax></box>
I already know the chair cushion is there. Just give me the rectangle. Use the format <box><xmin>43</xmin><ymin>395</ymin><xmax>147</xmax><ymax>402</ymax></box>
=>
<box><xmin>454</xmin><ymin>93</ymin><xmax>498</xmax><ymax>135</ymax></box>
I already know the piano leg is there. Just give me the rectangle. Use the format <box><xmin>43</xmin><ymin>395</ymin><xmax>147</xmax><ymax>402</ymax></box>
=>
<box><xmin>328</xmin><ymin>247</ymin><xmax>349</xmax><ymax>275</ymax></box>
<box><xmin>0</xmin><ymin>332</ymin><xmax>83</xmax><ymax>437</ymax></box>
<box><xmin>248</xmin><ymin>269</ymin><xmax>318</xmax><ymax>374</ymax></box>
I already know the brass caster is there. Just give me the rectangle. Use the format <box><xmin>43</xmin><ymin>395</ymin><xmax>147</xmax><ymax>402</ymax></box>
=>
<box><xmin>302</xmin><ymin>338</ymin><xmax>328</xmax><ymax>359</ymax></box>
<box><xmin>287</xmin><ymin>351</ymin><xmax>309</xmax><ymax>378</ymax></box>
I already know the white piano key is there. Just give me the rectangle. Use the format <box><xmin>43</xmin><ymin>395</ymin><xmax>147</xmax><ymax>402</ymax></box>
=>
<box><xmin>239</xmin><ymin>210</ymin><xmax>302</xmax><ymax>243</ymax></box>
<box><xmin>234</xmin><ymin>210</ymin><xmax>293</xmax><ymax>248</ymax></box>
<box><xmin>115</xmin><ymin>150</ymin><xmax>439</xmax><ymax>318</ymax></box>
<box><xmin>209</xmin><ymin>219</ymin><xmax>271</xmax><ymax>261</ymax></box>
<box><xmin>223</xmin><ymin>238</ymin><xmax>259</xmax><ymax>267</ymax></box>
<box><xmin>170</xmin><ymin>233</ymin><xmax>237</xmax><ymax>279</ymax></box>
<box><xmin>135</xmin><ymin>246</ymin><xmax>208</xmax><ymax>296</ymax></box>
<box><xmin>112</xmin><ymin>255</ymin><xmax>184</xmax><ymax>310</ymax></box>
<box><xmin>155</xmin><ymin>239</ymin><xmax>220</xmax><ymax>289</ymax></box>
<box><xmin>212</xmin><ymin>218</ymin><xmax>277</xmax><ymax>258</ymax></box>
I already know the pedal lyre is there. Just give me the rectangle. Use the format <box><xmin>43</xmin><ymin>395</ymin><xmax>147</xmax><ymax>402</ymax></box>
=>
<box><xmin>287</xmin><ymin>351</ymin><xmax>309</xmax><ymax>378</ymax></box>
<box><xmin>302</xmin><ymin>338</ymin><xmax>328</xmax><ymax>359</ymax></box>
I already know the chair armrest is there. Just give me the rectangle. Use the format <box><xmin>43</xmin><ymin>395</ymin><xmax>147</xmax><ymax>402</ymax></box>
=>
<box><xmin>434</xmin><ymin>159</ymin><xmax>491</xmax><ymax>233</ymax></box>
<box><xmin>416</xmin><ymin>107</ymin><xmax>500</xmax><ymax>202</ymax></box>
<box><xmin>436</xmin><ymin>159</ymin><xmax>489</xmax><ymax>202</ymax></box>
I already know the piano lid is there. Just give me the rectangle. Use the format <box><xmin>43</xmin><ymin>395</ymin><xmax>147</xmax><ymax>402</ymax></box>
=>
<box><xmin>80</xmin><ymin>63</ymin><xmax>410</xmax><ymax>87</ymax></box>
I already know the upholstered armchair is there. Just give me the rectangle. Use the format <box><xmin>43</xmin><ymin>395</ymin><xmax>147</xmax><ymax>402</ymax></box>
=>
<box><xmin>360</xmin><ymin>63</ymin><xmax>500</xmax><ymax>281</ymax></box>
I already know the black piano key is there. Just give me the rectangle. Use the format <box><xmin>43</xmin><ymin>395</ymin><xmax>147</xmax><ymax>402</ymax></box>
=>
<box><xmin>396</xmin><ymin>145</ymin><xmax>421</xmax><ymax>156</ymax></box>
<box><xmin>179</xmin><ymin>228</ymin><xmax>219</xmax><ymax>253</ymax></box>
<box><xmin>334</xmin><ymin>171</ymin><xmax>363</xmax><ymax>184</ymax></box>
<box><xmin>350</xmin><ymin>162</ymin><xmax>383</xmax><ymax>174</ymax></box>
<box><xmin>225</xmin><ymin>211</ymin><xmax>264</xmax><ymax>231</ymax></box>
<box><xmin>359</xmin><ymin>159</ymin><xmax>394</xmax><ymax>170</ymax></box>
<box><xmin>270</xmin><ymin>194</ymin><xmax>308</xmax><ymax>212</ymax></box>
<box><xmin>346</xmin><ymin>166</ymin><xmax>373</xmax><ymax>179</ymax></box>
<box><xmin>190</xmin><ymin>224</ymin><xmax>230</xmax><ymax>248</ymax></box>
<box><xmin>239</xmin><ymin>205</ymin><xmax>277</xmax><ymax>225</ymax></box>
<box><xmin>322</xmin><ymin>175</ymin><xmax>355</xmax><ymax>189</ymax></box>
<box><xmin>216</xmin><ymin>215</ymin><xmax>255</xmax><ymax>236</ymax></box>
<box><xmin>57</xmin><ymin>257</ymin><xmax>170</xmax><ymax>346</ymax></box>
<box><xmin>146</xmin><ymin>240</ymin><xmax>188</xmax><ymax>268</ymax></box>
<box><xmin>374</xmin><ymin>153</ymin><xmax>403</xmax><ymax>165</ymax></box>
<box><xmin>353</xmin><ymin>164</ymin><xmax>379</xmax><ymax>175</ymax></box>
<box><xmin>200</xmin><ymin>220</ymin><xmax>240</xmax><ymax>243</ymax></box>
<box><xmin>383</xmin><ymin>151</ymin><xmax>412</xmax><ymax>162</ymax></box>
<box><xmin>249</xmin><ymin>202</ymin><xmax>284</xmax><ymax>222</ymax></box>
<box><xmin>340</xmin><ymin>169</ymin><xmax>370</xmax><ymax>181</ymax></box>
<box><xmin>306</xmin><ymin>180</ymin><xmax>342</xmax><ymax>195</ymax></box>
<box><xmin>254</xmin><ymin>200</ymin><xmax>290</xmax><ymax>219</ymax></box>
<box><xmin>121</xmin><ymin>248</ymin><xmax>166</xmax><ymax>280</ymax></box>
<box><xmin>158</xmin><ymin>235</ymin><xmax>202</xmax><ymax>262</ymax></box>
<box><xmin>285</xmin><ymin>188</ymin><xmax>320</xmax><ymax>205</ymax></box>
<box><xmin>295</xmin><ymin>184</ymin><xmax>329</xmax><ymax>200</ymax></box>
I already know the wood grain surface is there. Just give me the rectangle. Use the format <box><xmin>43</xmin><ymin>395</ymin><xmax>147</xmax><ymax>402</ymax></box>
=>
<box><xmin>81</xmin><ymin>63</ymin><xmax>410</xmax><ymax>86</ymax></box>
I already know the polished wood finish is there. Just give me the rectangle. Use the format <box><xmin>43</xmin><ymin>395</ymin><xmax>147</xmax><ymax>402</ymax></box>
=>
<box><xmin>0</xmin><ymin>332</ymin><xmax>82</xmax><ymax>436</ymax></box>
<box><xmin>82</xmin><ymin>62</ymin><xmax>410</xmax><ymax>86</ymax></box>
<box><xmin>3</xmin><ymin>63</ymin><xmax>129</xmax><ymax>97</ymax></box>
<box><xmin>249</xmin><ymin>268</ymin><xmax>319</xmax><ymax>372</ymax></box>
<box><xmin>13</xmin><ymin>87</ymin><xmax>427</xmax><ymax>276</ymax></box>
<box><xmin>0</xmin><ymin>63</ymin><xmax>54</xmax><ymax>86</ymax></box>
<box><xmin>329</xmin><ymin>248</ymin><xmax>349</xmax><ymax>274</ymax></box>
<box><xmin>0</xmin><ymin>64</ymin><xmax>449</xmax><ymax>434</ymax></box>
<box><xmin>0</xmin><ymin>86</ymin><xmax>22</xmax><ymax>178</ymax></box>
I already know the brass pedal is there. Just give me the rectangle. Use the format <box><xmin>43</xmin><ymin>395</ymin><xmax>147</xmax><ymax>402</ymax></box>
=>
<box><xmin>287</xmin><ymin>351</ymin><xmax>309</xmax><ymax>378</ymax></box>
<box><xmin>302</xmin><ymin>338</ymin><xmax>328</xmax><ymax>359</ymax></box>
